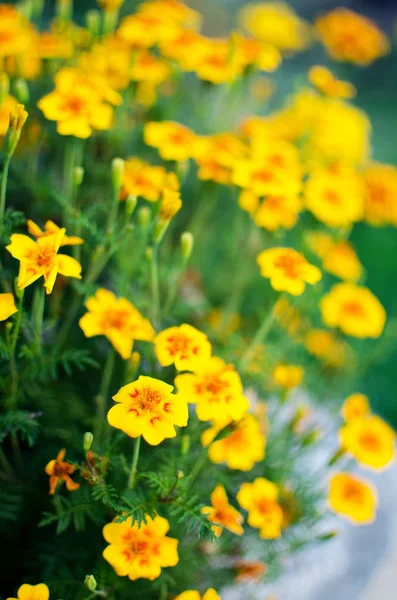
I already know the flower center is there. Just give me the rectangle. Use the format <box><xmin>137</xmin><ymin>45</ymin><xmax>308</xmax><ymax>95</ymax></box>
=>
<box><xmin>37</xmin><ymin>245</ymin><xmax>56</xmax><ymax>268</ymax></box>
<box><xmin>324</xmin><ymin>189</ymin><xmax>342</xmax><ymax>206</ymax></box>
<box><xmin>129</xmin><ymin>385</ymin><xmax>165</xmax><ymax>411</ymax></box>
<box><xmin>342</xmin><ymin>301</ymin><xmax>365</xmax><ymax>317</ymax></box>
<box><xmin>64</xmin><ymin>96</ymin><xmax>87</xmax><ymax>115</ymax></box>
<box><xmin>342</xmin><ymin>483</ymin><xmax>363</xmax><ymax>504</ymax></box>
<box><xmin>274</xmin><ymin>254</ymin><xmax>302</xmax><ymax>279</ymax></box>
<box><xmin>359</xmin><ymin>432</ymin><xmax>382</xmax><ymax>452</ymax></box>
<box><xmin>101</xmin><ymin>308</ymin><xmax>130</xmax><ymax>330</ymax></box>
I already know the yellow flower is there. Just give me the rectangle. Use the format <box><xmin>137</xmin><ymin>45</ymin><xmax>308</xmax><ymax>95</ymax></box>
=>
<box><xmin>107</xmin><ymin>376</ymin><xmax>188</xmax><ymax>445</ymax></box>
<box><xmin>305</xmin><ymin>329</ymin><xmax>347</xmax><ymax>368</ymax></box>
<box><xmin>339</xmin><ymin>415</ymin><xmax>396</xmax><ymax>470</ymax></box>
<box><xmin>308</xmin><ymin>233</ymin><xmax>363</xmax><ymax>283</ymax></box>
<box><xmin>79</xmin><ymin>288</ymin><xmax>154</xmax><ymax>359</ymax></box>
<box><xmin>7</xmin><ymin>583</ymin><xmax>50</xmax><ymax>600</ymax></box>
<box><xmin>238</xmin><ymin>2</ymin><xmax>312</xmax><ymax>52</ymax></box>
<box><xmin>193</xmin><ymin>133</ymin><xmax>246</xmax><ymax>184</ymax></box>
<box><xmin>315</xmin><ymin>8</ymin><xmax>389</xmax><ymax>65</ymax></box>
<box><xmin>154</xmin><ymin>324</ymin><xmax>211</xmax><ymax>371</ymax></box>
<box><xmin>45</xmin><ymin>448</ymin><xmax>80</xmax><ymax>495</ymax></box>
<box><xmin>159</xmin><ymin>186</ymin><xmax>182</xmax><ymax>221</ymax></box>
<box><xmin>0</xmin><ymin>293</ymin><xmax>17</xmax><ymax>321</ymax></box>
<box><xmin>192</xmin><ymin>37</ymin><xmax>244</xmax><ymax>85</ymax></box>
<box><xmin>38</xmin><ymin>29</ymin><xmax>74</xmax><ymax>60</ymax></box>
<box><xmin>0</xmin><ymin>95</ymin><xmax>18</xmax><ymax>136</ymax></box>
<box><xmin>130</xmin><ymin>51</ymin><xmax>171</xmax><ymax>85</ymax></box>
<box><xmin>79</xmin><ymin>39</ymin><xmax>132</xmax><ymax>91</ymax></box>
<box><xmin>328</xmin><ymin>473</ymin><xmax>378</xmax><ymax>524</ymax></box>
<box><xmin>202</xmin><ymin>414</ymin><xmax>266</xmax><ymax>471</ymax></box>
<box><xmin>121</xmin><ymin>158</ymin><xmax>166</xmax><ymax>202</ymax></box>
<box><xmin>144</xmin><ymin>121</ymin><xmax>195</xmax><ymax>162</ymax></box>
<box><xmin>363</xmin><ymin>163</ymin><xmax>397</xmax><ymax>226</ymax></box>
<box><xmin>27</xmin><ymin>220</ymin><xmax>84</xmax><ymax>246</ymax></box>
<box><xmin>174</xmin><ymin>590</ymin><xmax>220</xmax><ymax>600</ymax></box>
<box><xmin>201</xmin><ymin>484</ymin><xmax>244</xmax><ymax>537</ymax></box>
<box><xmin>305</xmin><ymin>168</ymin><xmax>364</xmax><ymax>227</ymax></box>
<box><xmin>253</xmin><ymin>193</ymin><xmax>301</xmax><ymax>232</ymax></box>
<box><xmin>160</xmin><ymin>30</ymin><xmax>206</xmax><ymax>71</ymax></box>
<box><xmin>273</xmin><ymin>364</ymin><xmax>303</xmax><ymax>389</ymax></box>
<box><xmin>103</xmin><ymin>514</ymin><xmax>178</xmax><ymax>580</ymax></box>
<box><xmin>341</xmin><ymin>393</ymin><xmax>371</xmax><ymax>422</ymax></box>
<box><xmin>175</xmin><ymin>356</ymin><xmax>249</xmax><ymax>422</ymax></box>
<box><xmin>0</xmin><ymin>5</ymin><xmax>31</xmax><ymax>57</ymax></box>
<box><xmin>237</xmin><ymin>477</ymin><xmax>283</xmax><ymax>539</ymax></box>
<box><xmin>257</xmin><ymin>247</ymin><xmax>321</xmax><ymax>296</ymax></box>
<box><xmin>309</xmin><ymin>66</ymin><xmax>356</xmax><ymax>99</ymax></box>
<box><xmin>320</xmin><ymin>283</ymin><xmax>386</xmax><ymax>339</ymax></box>
<box><xmin>38</xmin><ymin>67</ymin><xmax>119</xmax><ymax>139</ymax></box>
<box><xmin>6</xmin><ymin>229</ymin><xmax>82</xmax><ymax>294</ymax></box>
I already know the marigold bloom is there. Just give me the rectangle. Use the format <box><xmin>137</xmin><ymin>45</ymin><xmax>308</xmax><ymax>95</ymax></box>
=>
<box><xmin>0</xmin><ymin>95</ymin><xmax>18</xmax><ymax>136</ymax></box>
<box><xmin>45</xmin><ymin>448</ymin><xmax>80</xmax><ymax>495</ymax></box>
<box><xmin>341</xmin><ymin>393</ymin><xmax>371</xmax><ymax>423</ymax></box>
<box><xmin>328</xmin><ymin>473</ymin><xmax>378</xmax><ymax>524</ymax></box>
<box><xmin>6</xmin><ymin>229</ymin><xmax>82</xmax><ymax>294</ymax></box>
<box><xmin>174</xmin><ymin>590</ymin><xmax>220</xmax><ymax>600</ymax></box>
<box><xmin>175</xmin><ymin>356</ymin><xmax>249</xmax><ymax>422</ymax></box>
<box><xmin>235</xmin><ymin>560</ymin><xmax>267</xmax><ymax>582</ymax></box>
<box><xmin>121</xmin><ymin>158</ymin><xmax>166</xmax><ymax>202</ymax></box>
<box><xmin>309</xmin><ymin>65</ymin><xmax>355</xmax><ymax>99</ymax></box>
<box><xmin>194</xmin><ymin>133</ymin><xmax>246</xmax><ymax>169</ymax></box>
<box><xmin>305</xmin><ymin>169</ymin><xmax>364</xmax><ymax>227</ymax></box>
<box><xmin>202</xmin><ymin>414</ymin><xmax>266</xmax><ymax>471</ymax></box>
<box><xmin>362</xmin><ymin>163</ymin><xmax>397</xmax><ymax>227</ymax></box>
<box><xmin>0</xmin><ymin>5</ymin><xmax>31</xmax><ymax>57</ymax></box>
<box><xmin>130</xmin><ymin>51</ymin><xmax>171</xmax><ymax>85</ymax></box>
<box><xmin>7</xmin><ymin>583</ymin><xmax>50</xmax><ymax>600</ymax></box>
<box><xmin>247</xmin><ymin>193</ymin><xmax>301</xmax><ymax>232</ymax></box>
<box><xmin>192</xmin><ymin>38</ymin><xmax>244</xmax><ymax>84</ymax></box>
<box><xmin>273</xmin><ymin>364</ymin><xmax>303</xmax><ymax>389</ymax></box>
<box><xmin>154</xmin><ymin>324</ymin><xmax>211</xmax><ymax>371</ymax></box>
<box><xmin>159</xmin><ymin>186</ymin><xmax>182</xmax><ymax>221</ymax></box>
<box><xmin>320</xmin><ymin>283</ymin><xmax>386</xmax><ymax>339</ymax></box>
<box><xmin>305</xmin><ymin>329</ymin><xmax>347</xmax><ymax>368</ymax></box>
<box><xmin>237</xmin><ymin>477</ymin><xmax>283</xmax><ymax>539</ymax></box>
<box><xmin>27</xmin><ymin>220</ymin><xmax>84</xmax><ymax>246</ymax></box>
<box><xmin>339</xmin><ymin>415</ymin><xmax>396</xmax><ymax>470</ymax></box>
<box><xmin>238</xmin><ymin>2</ymin><xmax>312</xmax><ymax>52</ymax></box>
<box><xmin>315</xmin><ymin>8</ymin><xmax>389</xmax><ymax>65</ymax></box>
<box><xmin>144</xmin><ymin>121</ymin><xmax>195</xmax><ymax>162</ymax></box>
<box><xmin>79</xmin><ymin>39</ymin><xmax>132</xmax><ymax>90</ymax></box>
<box><xmin>307</xmin><ymin>232</ymin><xmax>363</xmax><ymax>283</ymax></box>
<box><xmin>103</xmin><ymin>514</ymin><xmax>178</xmax><ymax>580</ymax></box>
<box><xmin>108</xmin><ymin>376</ymin><xmax>188</xmax><ymax>445</ymax></box>
<box><xmin>201</xmin><ymin>485</ymin><xmax>244</xmax><ymax>538</ymax></box>
<box><xmin>0</xmin><ymin>293</ymin><xmax>18</xmax><ymax>321</ymax></box>
<box><xmin>79</xmin><ymin>289</ymin><xmax>154</xmax><ymax>359</ymax></box>
<box><xmin>257</xmin><ymin>248</ymin><xmax>321</xmax><ymax>296</ymax></box>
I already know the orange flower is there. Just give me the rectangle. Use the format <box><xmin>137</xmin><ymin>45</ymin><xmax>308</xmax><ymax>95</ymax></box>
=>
<box><xmin>154</xmin><ymin>324</ymin><xmax>211</xmax><ymax>371</ymax></box>
<box><xmin>235</xmin><ymin>560</ymin><xmax>267</xmax><ymax>582</ymax></box>
<box><xmin>309</xmin><ymin>66</ymin><xmax>356</xmax><ymax>99</ymax></box>
<box><xmin>201</xmin><ymin>485</ymin><xmax>244</xmax><ymax>537</ymax></box>
<box><xmin>257</xmin><ymin>247</ymin><xmax>321</xmax><ymax>296</ymax></box>
<box><xmin>362</xmin><ymin>163</ymin><xmax>397</xmax><ymax>226</ymax></box>
<box><xmin>45</xmin><ymin>449</ymin><xmax>80</xmax><ymax>495</ymax></box>
<box><xmin>328</xmin><ymin>473</ymin><xmax>378</xmax><ymax>524</ymax></box>
<box><xmin>144</xmin><ymin>121</ymin><xmax>195</xmax><ymax>162</ymax></box>
<box><xmin>121</xmin><ymin>158</ymin><xmax>166</xmax><ymax>202</ymax></box>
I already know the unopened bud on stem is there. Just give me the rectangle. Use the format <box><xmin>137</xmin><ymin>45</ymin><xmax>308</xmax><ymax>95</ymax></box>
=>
<box><xmin>180</xmin><ymin>231</ymin><xmax>194</xmax><ymax>259</ymax></box>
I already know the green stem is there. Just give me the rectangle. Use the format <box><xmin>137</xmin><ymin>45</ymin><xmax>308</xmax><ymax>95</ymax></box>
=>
<box><xmin>63</xmin><ymin>137</ymin><xmax>78</xmax><ymax>205</ymax></box>
<box><xmin>149</xmin><ymin>246</ymin><xmax>160</xmax><ymax>329</ymax></box>
<box><xmin>186</xmin><ymin>448</ymin><xmax>208</xmax><ymax>489</ymax></box>
<box><xmin>94</xmin><ymin>349</ymin><xmax>115</xmax><ymax>448</ymax></box>
<box><xmin>163</xmin><ymin>256</ymin><xmax>188</xmax><ymax>316</ymax></box>
<box><xmin>8</xmin><ymin>289</ymin><xmax>25</xmax><ymax>407</ymax></box>
<box><xmin>0</xmin><ymin>155</ymin><xmax>11</xmax><ymax>223</ymax></box>
<box><xmin>32</xmin><ymin>286</ymin><xmax>45</xmax><ymax>354</ymax></box>
<box><xmin>239</xmin><ymin>302</ymin><xmax>277</xmax><ymax>373</ymax></box>
<box><xmin>127</xmin><ymin>435</ymin><xmax>141</xmax><ymax>489</ymax></box>
<box><xmin>102</xmin><ymin>8</ymin><xmax>119</xmax><ymax>35</ymax></box>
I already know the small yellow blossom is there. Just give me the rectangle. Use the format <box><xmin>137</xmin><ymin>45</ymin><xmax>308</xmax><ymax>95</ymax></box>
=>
<box><xmin>6</xmin><ymin>229</ymin><xmax>82</xmax><ymax>294</ymax></box>
<box><xmin>201</xmin><ymin>484</ymin><xmax>244</xmax><ymax>537</ymax></box>
<box><xmin>121</xmin><ymin>158</ymin><xmax>166</xmax><ymax>202</ymax></box>
<box><xmin>45</xmin><ymin>448</ymin><xmax>80</xmax><ymax>495</ymax></box>
<box><xmin>0</xmin><ymin>293</ymin><xmax>18</xmax><ymax>321</ymax></box>
<box><xmin>273</xmin><ymin>364</ymin><xmax>303</xmax><ymax>389</ymax></box>
<box><xmin>309</xmin><ymin>66</ymin><xmax>356</xmax><ymax>99</ymax></box>
<box><xmin>174</xmin><ymin>590</ymin><xmax>220</xmax><ymax>600</ymax></box>
<box><xmin>103</xmin><ymin>514</ymin><xmax>178</xmax><ymax>580</ymax></box>
<box><xmin>255</xmin><ymin>193</ymin><xmax>301</xmax><ymax>232</ymax></box>
<box><xmin>339</xmin><ymin>415</ymin><xmax>396</xmax><ymax>470</ymax></box>
<box><xmin>130</xmin><ymin>51</ymin><xmax>171</xmax><ymax>85</ymax></box>
<box><xmin>159</xmin><ymin>186</ymin><xmax>182</xmax><ymax>221</ymax></box>
<box><xmin>239</xmin><ymin>2</ymin><xmax>312</xmax><ymax>52</ymax></box>
<box><xmin>144</xmin><ymin>121</ymin><xmax>195</xmax><ymax>162</ymax></box>
<box><xmin>0</xmin><ymin>5</ymin><xmax>31</xmax><ymax>57</ymax></box>
<box><xmin>341</xmin><ymin>393</ymin><xmax>371</xmax><ymax>422</ymax></box>
<box><xmin>107</xmin><ymin>376</ymin><xmax>188</xmax><ymax>445</ymax></box>
<box><xmin>7</xmin><ymin>583</ymin><xmax>50</xmax><ymax>600</ymax></box>
<box><xmin>316</xmin><ymin>8</ymin><xmax>389</xmax><ymax>65</ymax></box>
<box><xmin>154</xmin><ymin>324</ymin><xmax>211</xmax><ymax>371</ymax></box>
<box><xmin>307</xmin><ymin>232</ymin><xmax>363</xmax><ymax>282</ymax></box>
<box><xmin>192</xmin><ymin>37</ymin><xmax>244</xmax><ymax>85</ymax></box>
<box><xmin>237</xmin><ymin>477</ymin><xmax>283</xmax><ymax>539</ymax></box>
<box><xmin>257</xmin><ymin>247</ymin><xmax>321</xmax><ymax>296</ymax></box>
<box><xmin>175</xmin><ymin>356</ymin><xmax>249</xmax><ymax>422</ymax></box>
<box><xmin>362</xmin><ymin>163</ymin><xmax>397</xmax><ymax>226</ymax></box>
<box><xmin>305</xmin><ymin>329</ymin><xmax>347</xmax><ymax>368</ymax></box>
<box><xmin>79</xmin><ymin>39</ymin><xmax>131</xmax><ymax>91</ymax></box>
<box><xmin>202</xmin><ymin>414</ymin><xmax>266</xmax><ymax>471</ymax></box>
<box><xmin>0</xmin><ymin>95</ymin><xmax>18</xmax><ymax>136</ymax></box>
<box><xmin>328</xmin><ymin>473</ymin><xmax>378</xmax><ymax>524</ymax></box>
<box><xmin>79</xmin><ymin>289</ymin><xmax>154</xmax><ymax>359</ymax></box>
<box><xmin>27</xmin><ymin>220</ymin><xmax>84</xmax><ymax>246</ymax></box>
<box><xmin>320</xmin><ymin>283</ymin><xmax>386</xmax><ymax>339</ymax></box>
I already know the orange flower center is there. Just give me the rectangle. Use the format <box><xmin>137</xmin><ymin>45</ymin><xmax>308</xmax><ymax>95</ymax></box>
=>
<box><xmin>324</xmin><ymin>189</ymin><xmax>342</xmax><ymax>206</ymax></box>
<box><xmin>369</xmin><ymin>184</ymin><xmax>388</xmax><ymax>206</ymax></box>
<box><xmin>196</xmin><ymin>374</ymin><xmax>229</xmax><ymax>397</ymax></box>
<box><xmin>342</xmin><ymin>482</ymin><xmax>363</xmax><ymax>504</ymax></box>
<box><xmin>63</xmin><ymin>95</ymin><xmax>87</xmax><ymax>115</ymax></box>
<box><xmin>359</xmin><ymin>431</ymin><xmax>382</xmax><ymax>452</ymax></box>
<box><xmin>342</xmin><ymin>301</ymin><xmax>365</xmax><ymax>317</ymax></box>
<box><xmin>253</xmin><ymin>168</ymin><xmax>274</xmax><ymax>183</ymax></box>
<box><xmin>129</xmin><ymin>385</ymin><xmax>165</xmax><ymax>411</ymax></box>
<box><xmin>274</xmin><ymin>254</ymin><xmax>303</xmax><ymax>279</ymax></box>
<box><xmin>166</xmin><ymin>333</ymin><xmax>197</xmax><ymax>358</ymax></box>
<box><xmin>101</xmin><ymin>308</ymin><xmax>130</xmax><ymax>330</ymax></box>
<box><xmin>36</xmin><ymin>245</ymin><xmax>56</xmax><ymax>268</ymax></box>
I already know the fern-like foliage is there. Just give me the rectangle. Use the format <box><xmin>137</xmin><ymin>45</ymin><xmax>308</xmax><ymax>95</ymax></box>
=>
<box><xmin>0</xmin><ymin>410</ymin><xmax>41</xmax><ymax>446</ymax></box>
<box><xmin>39</xmin><ymin>487</ymin><xmax>102</xmax><ymax>534</ymax></box>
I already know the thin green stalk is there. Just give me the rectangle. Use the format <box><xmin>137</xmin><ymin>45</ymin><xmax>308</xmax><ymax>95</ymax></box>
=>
<box><xmin>0</xmin><ymin>155</ymin><xmax>11</xmax><ymax>223</ymax></box>
<box><xmin>239</xmin><ymin>302</ymin><xmax>277</xmax><ymax>373</ymax></box>
<box><xmin>94</xmin><ymin>349</ymin><xmax>116</xmax><ymax>448</ymax></box>
<box><xmin>149</xmin><ymin>246</ymin><xmax>160</xmax><ymax>329</ymax></box>
<box><xmin>127</xmin><ymin>435</ymin><xmax>141</xmax><ymax>490</ymax></box>
<box><xmin>63</xmin><ymin>138</ymin><xmax>78</xmax><ymax>204</ymax></box>
<box><xmin>8</xmin><ymin>289</ymin><xmax>25</xmax><ymax>407</ymax></box>
<box><xmin>32</xmin><ymin>286</ymin><xmax>45</xmax><ymax>355</ymax></box>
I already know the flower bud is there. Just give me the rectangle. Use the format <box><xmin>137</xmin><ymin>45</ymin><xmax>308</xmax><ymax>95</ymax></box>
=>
<box><xmin>138</xmin><ymin>206</ymin><xmax>151</xmax><ymax>228</ymax></box>
<box><xmin>9</xmin><ymin>104</ymin><xmax>28</xmax><ymax>132</ymax></box>
<box><xmin>153</xmin><ymin>219</ymin><xmax>169</xmax><ymax>244</ymax></box>
<box><xmin>14</xmin><ymin>79</ymin><xmax>29</xmax><ymax>105</ymax></box>
<box><xmin>83</xmin><ymin>432</ymin><xmax>94</xmax><ymax>452</ymax></box>
<box><xmin>84</xmin><ymin>574</ymin><xmax>97</xmax><ymax>592</ymax></box>
<box><xmin>180</xmin><ymin>434</ymin><xmax>190</xmax><ymax>456</ymax></box>
<box><xmin>56</xmin><ymin>0</ymin><xmax>72</xmax><ymax>20</ymax></box>
<box><xmin>111</xmin><ymin>157</ymin><xmax>124</xmax><ymax>192</ymax></box>
<box><xmin>0</xmin><ymin>73</ymin><xmax>9</xmax><ymax>106</ymax></box>
<box><xmin>177</xmin><ymin>470</ymin><xmax>184</xmax><ymax>479</ymax></box>
<box><xmin>97</xmin><ymin>0</ymin><xmax>124</xmax><ymax>10</ymax></box>
<box><xmin>73</xmin><ymin>166</ymin><xmax>84</xmax><ymax>188</ymax></box>
<box><xmin>126</xmin><ymin>194</ymin><xmax>137</xmax><ymax>216</ymax></box>
<box><xmin>86</xmin><ymin>9</ymin><xmax>101</xmax><ymax>37</ymax></box>
<box><xmin>180</xmin><ymin>232</ymin><xmax>194</xmax><ymax>259</ymax></box>
<box><xmin>32</xmin><ymin>0</ymin><xmax>45</xmax><ymax>18</ymax></box>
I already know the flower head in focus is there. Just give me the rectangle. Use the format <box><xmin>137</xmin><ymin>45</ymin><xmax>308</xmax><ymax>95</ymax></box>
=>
<box><xmin>7</xmin><ymin>583</ymin><xmax>50</xmax><ymax>600</ymax></box>
<box><xmin>79</xmin><ymin>288</ymin><xmax>154</xmax><ymax>359</ymax></box>
<box><xmin>328</xmin><ymin>473</ymin><xmax>378</xmax><ymax>524</ymax></box>
<box><xmin>45</xmin><ymin>448</ymin><xmax>80</xmax><ymax>495</ymax></box>
<box><xmin>201</xmin><ymin>484</ymin><xmax>244</xmax><ymax>537</ymax></box>
<box><xmin>103</xmin><ymin>514</ymin><xmax>178</xmax><ymax>580</ymax></box>
<box><xmin>27</xmin><ymin>220</ymin><xmax>84</xmax><ymax>246</ymax></box>
<box><xmin>154</xmin><ymin>324</ymin><xmax>211</xmax><ymax>371</ymax></box>
<box><xmin>257</xmin><ymin>247</ymin><xmax>321</xmax><ymax>296</ymax></box>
